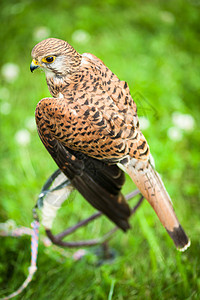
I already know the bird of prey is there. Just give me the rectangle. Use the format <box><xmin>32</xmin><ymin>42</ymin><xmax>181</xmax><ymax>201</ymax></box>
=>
<box><xmin>30</xmin><ymin>38</ymin><xmax>190</xmax><ymax>251</ymax></box>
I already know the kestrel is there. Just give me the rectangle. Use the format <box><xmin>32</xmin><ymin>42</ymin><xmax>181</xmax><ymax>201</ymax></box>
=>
<box><xmin>30</xmin><ymin>38</ymin><xmax>190</xmax><ymax>251</ymax></box>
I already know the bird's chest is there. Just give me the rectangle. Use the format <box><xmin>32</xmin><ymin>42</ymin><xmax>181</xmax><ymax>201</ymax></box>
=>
<box><xmin>46</xmin><ymin>76</ymin><xmax>64</xmax><ymax>98</ymax></box>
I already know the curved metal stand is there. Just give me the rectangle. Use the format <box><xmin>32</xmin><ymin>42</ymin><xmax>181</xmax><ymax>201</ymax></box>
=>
<box><xmin>45</xmin><ymin>190</ymin><xmax>144</xmax><ymax>248</ymax></box>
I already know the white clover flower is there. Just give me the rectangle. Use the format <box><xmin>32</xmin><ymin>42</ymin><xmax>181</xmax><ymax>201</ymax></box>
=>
<box><xmin>33</xmin><ymin>26</ymin><xmax>51</xmax><ymax>41</ymax></box>
<box><xmin>138</xmin><ymin>116</ymin><xmax>150</xmax><ymax>130</ymax></box>
<box><xmin>160</xmin><ymin>11</ymin><xmax>175</xmax><ymax>24</ymax></box>
<box><xmin>167</xmin><ymin>127</ymin><xmax>183</xmax><ymax>141</ymax></box>
<box><xmin>6</xmin><ymin>219</ymin><xmax>17</xmax><ymax>230</ymax></box>
<box><xmin>72</xmin><ymin>29</ymin><xmax>90</xmax><ymax>44</ymax></box>
<box><xmin>1</xmin><ymin>63</ymin><xmax>20</xmax><ymax>83</ymax></box>
<box><xmin>25</xmin><ymin>116</ymin><xmax>36</xmax><ymax>131</ymax></box>
<box><xmin>172</xmin><ymin>112</ymin><xmax>195</xmax><ymax>132</ymax></box>
<box><xmin>15</xmin><ymin>129</ymin><xmax>31</xmax><ymax>146</ymax></box>
<box><xmin>0</xmin><ymin>102</ymin><xmax>11</xmax><ymax>115</ymax></box>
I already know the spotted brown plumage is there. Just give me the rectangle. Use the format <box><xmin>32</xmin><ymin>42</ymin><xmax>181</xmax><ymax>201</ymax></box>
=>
<box><xmin>31</xmin><ymin>38</ymin><xmax>190</xmax><ymax>251</ymax></box>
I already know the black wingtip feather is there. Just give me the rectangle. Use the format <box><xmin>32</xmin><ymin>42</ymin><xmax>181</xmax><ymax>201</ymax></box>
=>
<box><xmin>72</xmin><ymin>174</ymin><xmax>131</xmax><ymax>231</ymax></box>
<box><xmin>119</xmin><ymin>220</ymin><xmax>131</xmax><ymax>232</ymax></box>
<box><xmin>167</xmin><ymin>225</ymin><xmax>190</xmax><ymax>251</ymax></box>
<box><xmin>38</xmin><ymin>135</ymin><xmax>131</xmax><ymax>231</ymax></box>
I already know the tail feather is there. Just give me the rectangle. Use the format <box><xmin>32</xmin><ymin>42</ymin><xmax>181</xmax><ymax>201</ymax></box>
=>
<box><xmin>120</xmin><ymin>159</ymin><xmax>190</xmax><ymax>251</ymax></box>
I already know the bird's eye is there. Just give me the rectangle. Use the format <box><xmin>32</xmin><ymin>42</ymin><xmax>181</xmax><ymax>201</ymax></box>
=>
<box><xmin>42</xmin><ymin>56</ymin><xmax>55</xmax><ymax>64</ymax></box>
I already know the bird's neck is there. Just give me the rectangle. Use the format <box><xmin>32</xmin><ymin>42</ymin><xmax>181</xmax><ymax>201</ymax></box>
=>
<box><xmin>46</xmin><ymin>71</ymin><xmax>70</xmax><ymax>98</ymax></box>
<box><xmin>45</xmin><ymin>49</ymin><xmax>82</xmax><ymax>98</ymax></box>
<box><xmin>46</xmin><ymin>72</ymin><xmax>80</xmax><ymax>98</ymax></box>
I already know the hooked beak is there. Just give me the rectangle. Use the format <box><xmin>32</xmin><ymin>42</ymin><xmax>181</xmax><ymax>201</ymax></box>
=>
<box><xmin>30</xmin><ymin>59</ymin><xmax>40</xmax><ymax>72</ymax></box>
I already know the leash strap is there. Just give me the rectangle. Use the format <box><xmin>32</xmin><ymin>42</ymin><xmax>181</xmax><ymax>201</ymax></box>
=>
<box><xmin>1</xmin><ymin>220</ymin><xmax>39</xmax><ymax>300</ymax></box>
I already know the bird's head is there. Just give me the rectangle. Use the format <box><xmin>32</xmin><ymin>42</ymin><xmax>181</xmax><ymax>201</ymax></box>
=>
<box><xmin>30</xmin><ymin>38</ymin><xmax>81</xmax><ymax>77</ymax></box>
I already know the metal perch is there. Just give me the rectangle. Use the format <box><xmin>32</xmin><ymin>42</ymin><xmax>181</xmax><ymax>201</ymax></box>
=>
<box><xmin>38</xmin><ymin>170</ymin><xmax>144</xmax><ymax>248</ymax></box>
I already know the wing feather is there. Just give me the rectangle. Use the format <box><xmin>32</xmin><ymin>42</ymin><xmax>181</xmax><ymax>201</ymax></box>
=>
<box><xmin>36</xmin><ymin>103</ymin><xmax>131</xmax><ymax>231</ymax></box>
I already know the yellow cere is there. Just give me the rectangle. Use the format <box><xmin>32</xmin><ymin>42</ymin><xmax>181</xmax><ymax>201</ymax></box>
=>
<box><xmin>32</xmin><ymin>59</ymin><xmax>39</xmax><ymax>65</ymax></box>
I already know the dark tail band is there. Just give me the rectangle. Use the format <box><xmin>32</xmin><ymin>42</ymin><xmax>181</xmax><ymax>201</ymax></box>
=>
<box><xmin>167</xmin><ymin>225</ymin><xmax>191</xmax><ymax>251</ymax></box>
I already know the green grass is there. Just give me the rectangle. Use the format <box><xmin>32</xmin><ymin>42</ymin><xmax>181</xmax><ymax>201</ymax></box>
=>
<box><xmin>0</xmin><ymin>0</ymin><xmax>200</xmax><ymax>299</ymax></box>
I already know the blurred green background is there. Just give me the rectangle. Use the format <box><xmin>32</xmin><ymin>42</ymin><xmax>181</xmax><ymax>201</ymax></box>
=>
<box><xmin>0</xmin><ymin>0</ymin><xmax>200</xmax><ymax>299</ymax></box>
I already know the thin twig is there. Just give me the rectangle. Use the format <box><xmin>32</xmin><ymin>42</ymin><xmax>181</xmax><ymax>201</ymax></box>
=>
<box><xmin>45</xmin><ymin>192</ymin><xmax>144</xmax><ymax>248</ymax></box>
<box><xmin>56</xmin><ymin>189</ymin><xmax>141</xmax><ymax>240</ymax></box>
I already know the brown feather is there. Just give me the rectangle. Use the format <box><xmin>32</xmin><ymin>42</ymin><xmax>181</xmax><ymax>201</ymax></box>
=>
<box><xmin>120</xmin><ymin>158</ymin><xmax>190</xmax><ymax>250</ymax></box>
<box><xmin>35</xmin><ymin>109</ymin><xmax>131</xmax><ymax>231</ymax></box>
<box><xmin>32</xmin><ymin>38</ymin><xmax>190</xmax><ymax>250</ymax></box>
